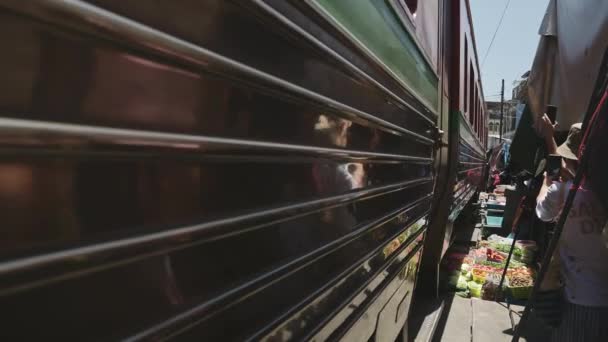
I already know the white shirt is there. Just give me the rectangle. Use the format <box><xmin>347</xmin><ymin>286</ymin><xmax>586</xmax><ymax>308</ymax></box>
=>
<box><xmin>536</xmin><ymin>181</ymin><xmax>608</xmax><ymax>307</ymax></box>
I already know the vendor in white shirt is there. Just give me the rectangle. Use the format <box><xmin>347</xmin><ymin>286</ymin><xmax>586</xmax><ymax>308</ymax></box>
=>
<box><xmin>535</xmin><ymin>115</ymin><xmax>608</xmax><ymax>341</ymax></box>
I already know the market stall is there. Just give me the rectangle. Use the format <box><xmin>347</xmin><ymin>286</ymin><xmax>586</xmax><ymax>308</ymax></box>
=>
<box><xmin>443</xmin><ymin>190</ymin><xmax>537</xmax><ymax>303</ymax></box>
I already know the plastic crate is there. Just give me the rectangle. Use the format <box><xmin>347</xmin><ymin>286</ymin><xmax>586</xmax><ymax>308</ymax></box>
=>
<box><xmin>508</xmin><ymin>284</ymin><xmax>533</xmax><ymax>300</ymax></box>
<box><xmin>486</xmin><ymin>202</ymin><xmax>506</xmax><ymax>210</ymax></box>
<box><xmin>485</xmin><ymin>215</ymin><xmax>504</xmax><ymax>227</ymax></box>
<box><xmin>472</xmin><ymin>272</ymin><xmax>486</xmax><ymax>283</ymax></box>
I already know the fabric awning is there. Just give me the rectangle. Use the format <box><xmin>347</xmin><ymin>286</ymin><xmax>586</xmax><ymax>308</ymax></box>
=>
<box><xmin>527</xmin><ymin>0</ymin><xmax>608</xmax><ymax>130</ymax></box>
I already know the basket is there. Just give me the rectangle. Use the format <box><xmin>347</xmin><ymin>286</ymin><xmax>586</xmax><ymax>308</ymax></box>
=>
<box><xmin>471</xmin><ymin>270</ymin><xmax>487</xmax><ymax>283</ymax></box>
<box><xmin>468</xmin><ymin>281</ymin><xmax>482</xmax><ymax>298</ymax></box>
<box><xmin>508</xmin><ymin>285</ymin><xmax>532</xmax><ymax>299</ymax></box>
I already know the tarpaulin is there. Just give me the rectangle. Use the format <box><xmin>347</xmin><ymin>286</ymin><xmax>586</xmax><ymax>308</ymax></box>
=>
<box><xmin>527</xmin><ymin>0</ymin><xmax>608</xmax><ymax>130</ymax></box>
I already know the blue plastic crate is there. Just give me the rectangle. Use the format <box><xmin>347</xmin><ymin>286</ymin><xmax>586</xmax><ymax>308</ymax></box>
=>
<box><xmin>486</xmin><ymin>202</ymin><xmax>506</xmax><ymax>210</ymax></box>
<box><xmin>485</xmin><ymin>215</ymin><xmax>504</xmax><ymax>228</ymax></box>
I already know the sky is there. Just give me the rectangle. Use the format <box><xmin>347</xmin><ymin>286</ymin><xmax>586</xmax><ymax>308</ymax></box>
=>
<box><xmin>470</xmin><ymin>0</ymin><xmax>549</xmax><ymax>101</ymax></box>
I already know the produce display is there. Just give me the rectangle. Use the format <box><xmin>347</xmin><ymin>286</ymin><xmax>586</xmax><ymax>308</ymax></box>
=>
<box><xmin>442</xmin><ymin>192</ymin><xmax>537</xmax><ymax>302</ymax></box>
<box><xmin>508</xmin><ymin>273</ymin><xmax>533</xmax><ymax>287</ymax></box>
<box><xmin>471</xmin><ymin>264</ymin><xmax>500</xmax><ymax>274</ymax></box>
<box><xmin>446</xmin><ymin>242</ymin><xmax>536</xmax><ymax>302</ymax></box>
<box><xmin>494</xmin><ymin>243</ymin><xmax>523</xmax><ymax>257</ymax></box>
<box><xmin>482</xmin><ymin>274</ymin><xmax>502</xmax><ymax>301</ymax></box>
<box><xmin>505</xmin><ymin>267</ymin><xmax>534</xmax><ymax>298</ymax></box>
<box><xmin>486</xmin><ymin>248</ymin><xmax>505</xmax><ymax>262</ymax></box>
<box><xmin>506</xmin><ymin>266</ymin><xmax>534</xmax><ymax>279</ymax></box>
<box><xmin>515</xmin><ymin>240</ymin><xmax>537</xmax><ymax>264</ymax></box>
<box><xmin>468</xmin><ymin>281</ymin><xmax>482</xmax><ymax>298</ymax></box>
<box><xmin>456</xmin><ymin>275</ymin><xmax>468</xmax><ymax>291</ymax></box>
<box><xmin>470</xmin><ymin>248</ymin><xmax>487</xmax><ymax>259</ymax></box>
<box><xmin>471</xmin><ymin>268</ymin><xmax>488</xmax><ymax>283</ymax></box>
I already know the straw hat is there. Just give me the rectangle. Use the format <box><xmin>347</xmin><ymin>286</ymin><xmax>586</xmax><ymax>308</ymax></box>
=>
<box><xmin>556</xmin><ymin>123</ymin><xmax>582</xmax><ymax>160</ymax></box>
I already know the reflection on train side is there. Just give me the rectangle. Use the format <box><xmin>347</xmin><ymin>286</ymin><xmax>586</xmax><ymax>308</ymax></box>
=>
<box><xmin>383</xmin><ymin>218</ymin><xmax>427</xmax><ymax>259</ymax></box>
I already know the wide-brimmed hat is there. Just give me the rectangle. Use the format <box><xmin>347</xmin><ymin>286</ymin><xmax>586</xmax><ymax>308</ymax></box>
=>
<box><xmin>556</xmin><ymin>123</ymin><xmax>582</xmax><ymax>160</ymax></box>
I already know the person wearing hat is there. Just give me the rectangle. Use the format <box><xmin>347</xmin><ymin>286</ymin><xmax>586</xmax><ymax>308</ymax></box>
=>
<box><xmin>535</xmin><ymin>114</ymin><xmax>608</xmax><ymax>341</ymax></box>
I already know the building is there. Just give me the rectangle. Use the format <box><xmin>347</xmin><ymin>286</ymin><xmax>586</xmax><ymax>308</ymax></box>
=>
<box><xmin>486</xmin><ymin>100</ymin><xmax>517</xmax><ymax>141</ymax></box>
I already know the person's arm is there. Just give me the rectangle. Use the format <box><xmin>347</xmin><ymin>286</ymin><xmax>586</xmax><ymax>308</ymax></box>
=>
<box><xmin>536</xmin><ymin>172</ymin><xmax>553</xmax><ymax>205</ymax></box>
<box><xmin>536</xmin><ymin>179</ymin><xmax>563</xmax><ymax>222</ymax></box>
<box><xmin>534</xmin><ymin>113</ymin><xmax>562</xmax><ymax>221</ymax></box>
<box><xmin>545</xmin><ymin>135</ymin><xmax>557</xmax><ymax>154</ymax></box>
<box><xmin>536</xmin><ymin>113</ymin><xmax>558</xmax><ymax>154</ymax></box>
<box><xmin>545</xmin><ymin>135</ymin><xmax>558</xmax><ymax>155</ymax></box>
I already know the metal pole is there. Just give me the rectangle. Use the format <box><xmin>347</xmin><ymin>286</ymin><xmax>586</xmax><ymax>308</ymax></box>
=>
<box><xmin>499</xmin><ymin>79</ymin><xmax>505</xmax><ymax>140</ymax></box>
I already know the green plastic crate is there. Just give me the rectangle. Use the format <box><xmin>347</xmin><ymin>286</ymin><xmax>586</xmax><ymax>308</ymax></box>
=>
<box><xmin>508</xmin><ymin>284</ymin><xmax>533</xmax><ymax>300</ymax></box>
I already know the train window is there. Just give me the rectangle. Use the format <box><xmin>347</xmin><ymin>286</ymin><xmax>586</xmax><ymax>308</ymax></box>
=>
<box><xmin>478</xmin><ymin>99</ymin><xmax>482</xmax><ymax>135</ymax></box>
<box><xmin>400</xmin><ymin>0</ymin><xmax>418</xmax><ymax>16</ymax></box>
<box><xmin>483</xmin><ymin>105</ymin><xmax>485</xmax><ymax>136</ymax></box>
<box><xmin>482</xmin><ymin>114</ymin><xmax>485</xmax><ymax>141</ymax></box>
<box><xmin>469</xmin><ymin>62</ymin><xmax>475</xmax><ymax>120</ymax></box>
<box><xmin>476</xmin><ymin>97</ymin><xmax>479</xmax><ymax>127</ymax></box>
<box><xmin>472</xmin><ymin>85</ymin><xmax>477</xmax><ymax>128</ymax></box>
<box><xmin>390</xmin><ymin>0</ymin><xmax>439</xmax><ymax>72</ymax></box>
<box><xmin>464</xmin><ymin>36</ymin><xmax>468</xmax><ymax>113</ymax></box>
<box><xmin>479</xmin><ymin>103</ymin><xmax>482</xmax><ymax>135</ymax></box>
<box><xmin>475</xmin><ymin>98</ymin><xmax>479</xmax><ymax>132</ymax></box>
<box><xmin>481</xmin><ymin>119</ymin><xmax>484</xmax><ymax>143</ymax></box>
<box><xmin>473</xmin><ymin>102</ymin><xmax>477</xmax><ymax>131</ymax></box>
<box><xmin>476</xmin><ymin>97</ymin><xmax>480</xmax><ymax>134</ymax></box>
<box><xmin>478</xmin><ymin>103</ymin><xmax>481</xmax><ymax>136</ymax></box>
<box><xmin>479</xmin><ymin>99</ymin><xmax>482</xmax><ymax>135</ymax></box>
<box><xmin>394</xmin><ymin>0</ymin><xmax>417</xmax><ymax>27</ymax></box>
<box><xmin>480</xmin><ymin>102</ymin><xmax>483</xmax><ymax>136</ymax></box>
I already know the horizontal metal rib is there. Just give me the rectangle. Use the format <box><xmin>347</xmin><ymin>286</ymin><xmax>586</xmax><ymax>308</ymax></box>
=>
<box><xmin>459</xmin><ymin>137</ymin><xmax>485</xmax><ymax>156</ymax></box>
<box><xmin>453</xmin><ymin>183</ymin><xmax>475</xmax><ymax>204</ymax></box>
<box><xmin>131</xmin><ymin>207</ymin><xmax>430</xmax><ymax>341</ymax></box>
<box><xmin>457</xmin><ymin>165</ymin><xmax>484</xmax><ymax>175</ymax></box>
<box><xmin>458</xmin><ymin>120</ymin><xmax>485</xmax><ymax>154</ymax></box>
<box><xmin>452</xmin><ymin>189</ymin><xmax>475</xmax><ymax>213</ymax></box>
<box><xmin>453</xmin><ymin>183</ymin><xmax>472</xmax><ymax>200</ymax></box>
<box><xmin>249</xmin><ymin>0</ymin><xmax>435</xmax><ymax>126</ymax></box>
<box><xmin>0</xmin><ymin>117</ymin><xmax>433</xmax><ymax>163</ymax></box>
<box><xmin>258</xmin><ymin>226</ymin><xmax>426</xmax><ymax>342</ymax></box>
<box><xmin>459</xmin><ymin>113</ymin><xmax>485</xmax><ymax>146</ymax></box>
<box><xmin>0</xmin><ymin>176</ymin><xmax>432</xmax><ymax>295</ymax></box>
<box><xmin>458</xmin><ymin>151</ymin><xmax>486</xmax><ymax>162</ymax></box>
<box><xmin>458</xmin><ymin>161</ymin><xmax>486</xmax><ymax>166</ymax></box>
<box><xmin>0</xmin><ymin>148</ymin><xmax>429</xmax><ymax>166</ymax></box>
<box><xmin>330</xmin><ymin>242</ymin><xmax>423</xmax><ymax>341</ymax></box>
<box><xmin>453</xmin><ymin>180</ymin><xmax>468</xmax><ymax>194</ymax></box>
<box><xmin>0</xmin><ymin>0</ymin><xmax>434</xmax><ymax>144</ymax></box>
<box><xmin>459</xmin><ymin>139</ymin><xmax>485</xmax><ymax>156</ymax></box>
<box><xmin>450</xmin><ymin>190</ymin><xmax>473</xmax><ymax>214</ymax></box>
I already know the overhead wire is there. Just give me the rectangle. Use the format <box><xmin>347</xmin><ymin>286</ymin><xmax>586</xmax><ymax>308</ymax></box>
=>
<box><xmin>481</xmin><ymin>0</ymin><xmax>512</xmax><ymax>67</ymax></box>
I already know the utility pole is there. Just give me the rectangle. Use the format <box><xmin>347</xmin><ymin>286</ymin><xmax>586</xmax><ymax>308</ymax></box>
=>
<box><xmin>499</xmin><ymin>79</ymin><xmax>505</xmax><ymax>141</ymax></box>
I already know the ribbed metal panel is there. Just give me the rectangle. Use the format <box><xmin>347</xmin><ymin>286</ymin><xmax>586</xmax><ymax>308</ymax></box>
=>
<box><xmin>0</xmin><ymin>1</ymin><xmax>438</xmax><ymax>340</ymax></box>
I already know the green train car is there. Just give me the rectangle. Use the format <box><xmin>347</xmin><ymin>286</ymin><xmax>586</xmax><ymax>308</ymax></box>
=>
<box><xmin>0</xmin><ymin>0</ymin><xmax>486</xmax><ymax>340</ymax></box>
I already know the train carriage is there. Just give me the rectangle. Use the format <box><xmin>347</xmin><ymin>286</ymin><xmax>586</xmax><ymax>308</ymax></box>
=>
<box><xmin>0</xmin><ymin>0</ymin><xmax>486</xmax><ymax>340</ymax></box>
